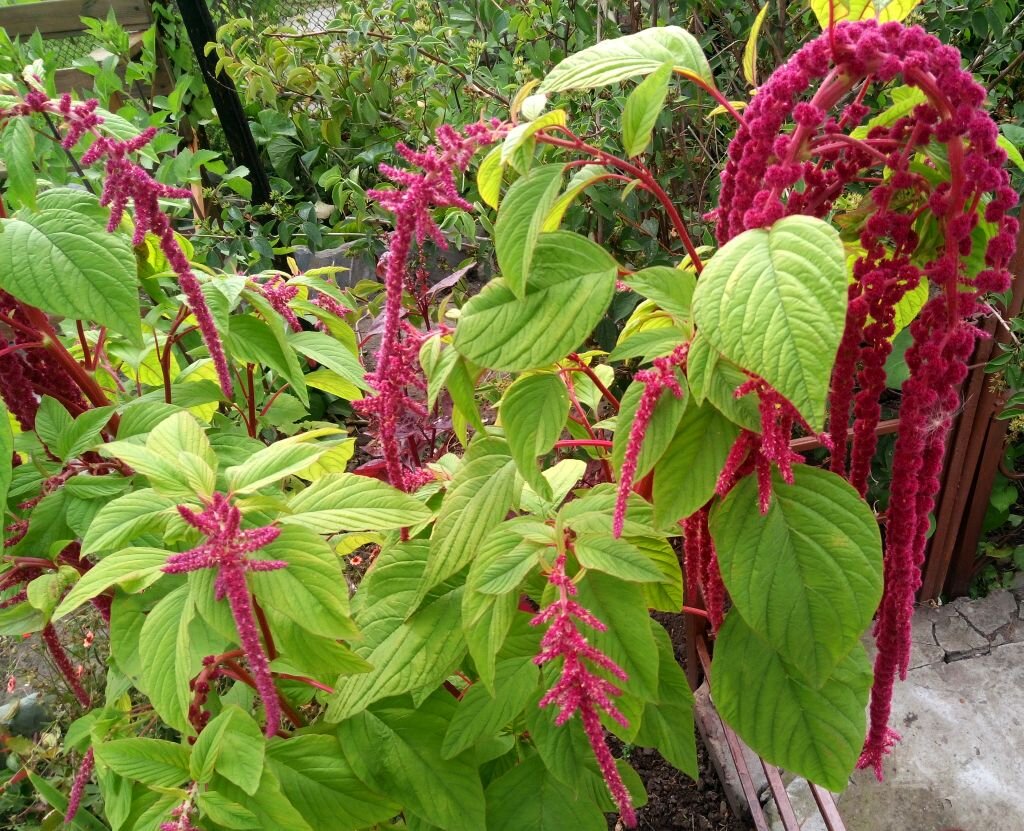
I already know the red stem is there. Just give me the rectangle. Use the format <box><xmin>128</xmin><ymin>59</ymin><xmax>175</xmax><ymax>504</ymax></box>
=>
<box><xmin>554</xmin><ymin>439</ymin><xmax>613</xmax><ymax>449</ymax></box>
<box><xmin>75</xmin><ymin>321</ymin><xmax>91</xmax><ymax>367</ymax></box>
<box><xmin>0</xmin><ymin>341</ymin><xmax>45</xmax><ymax>359</ymax></box>
<box><xmin>570</xmin><ymin>353</ymin><xmax>620</xmax><ymax>411</ymax></box>
<box><xmin>222</xmin><ymin>658</ymin><xmax>306</xmax><ymax>729</ymax></box>
<box><xmin>274</xmin><ymin>673</ymin><xmax>335</xmax><ymax>694</ymax></box>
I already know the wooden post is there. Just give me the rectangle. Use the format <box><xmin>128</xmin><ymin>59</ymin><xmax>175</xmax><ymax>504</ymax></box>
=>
<box><xmin>173</xmin><ymin>0</ymin><xmax>271</xmax><ymax>207</ymax></box>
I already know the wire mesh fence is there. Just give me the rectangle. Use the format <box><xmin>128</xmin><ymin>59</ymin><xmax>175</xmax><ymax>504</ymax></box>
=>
<box><xmin>208</xmin><ymin>0</ymin><xmax>340</xmax><ymax>31</ymax></box>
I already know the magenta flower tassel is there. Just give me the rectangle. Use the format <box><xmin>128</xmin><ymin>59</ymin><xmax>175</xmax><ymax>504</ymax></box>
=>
<box><xmin>162</xmin><ymin>493</ymin><xmax>285</xmax><ymax>736</ymax></box>
<box><xmin>531</xmin><ymin>553</ymin><xmax>636</xmax><ymax>827</ymax></box>
<box><xmin>64</xmin><ymin>748</ymin><xmax>94</xmax><ymax>824</ymax></box>
<box><xmin>42</xmin><ymin>623</ymin><xmax>90</xmax><ymax>708</ymax></box>
<box><xmin>613</xmin><ymin>342</ymin><xmax>689</xmax><ymax>537</ymax></box>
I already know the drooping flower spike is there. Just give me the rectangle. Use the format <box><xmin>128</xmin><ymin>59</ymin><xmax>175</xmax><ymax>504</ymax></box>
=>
<box><xmin>361</xmin><ymin>121</ymin><xmax>505</xmax><ymax>490</ymax></box>
<box><xmin>162</xmin><ymin>492</ymin><xmax>285</xmax><ymax>736</ymax></box>
<box><xmin>715</xmin><ymin>19</ymin><xmax>1017</xmax><ymax>777</ymax></box>
<box><xmin>531</xmin><ymin>551</ymin><xmax>637</xmax><ymax>827</ymax></box>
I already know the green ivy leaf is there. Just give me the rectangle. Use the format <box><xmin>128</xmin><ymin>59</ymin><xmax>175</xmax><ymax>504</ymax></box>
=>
<box><xmin>441</xmin><ymin>658</ymin><xmax>539</xmax><ymax>759</ymax></box>
<box><xmin>265</xmin><ymin>734</ymin><xmax>400</xmax><ymax>830</ymax></box>
<box><xmin>709</xmin><ymin>466</ymin><xmax>883</xmax><ymax>686</ymax></box>
<box><xmin>652</xmin><ymin>401</ymin><xmax>740</xmax><ymax>528</ymax></box>
<box><xmin>484</xmin><ymin>754</ymin><xmax>606</xmax><ymax>830</ymax></box>
<box><xmin>691</xmin><ymin>215</ymin><xmax>846</xmax><ymax>430</ymax></box>
<box><xmin>711</xmin><ymin>612</ymin><xmax>872</xmax><ymax>791</ymax></box>
<box><xmin>622</xmin><ymin>61</ymin><xmax>673</xmax><ymax>157</ymax></box>
<box><xmin>93</xmin><ymin>738</ymin><xmax>190</xmax><ymax>788</ymax></box>
<box><xmin>495</xmin><ymin>165</ymin><xmax>564</xmax><ymax>299</ymax></box>
<box><xmin>337</xmin><ymin>692</ymin><xmax>487</xmax><ymax>831</ymax></box>
<box><xmin>500</xmin><ymin>372</ymin><xmax>569</xmax><ymax>499</ymax></box>
<box><xmin>0</xmin><ymin>208</ymin><xmax>141</xmax><ymax>344</ymax></box>
<box><xmin>454</xmin><ymin>231</ymin><xmax>617</xmax><ymax>372</ymax></box>
<box><xmin>190</xmin><ymin>706</ymin><xmax>266</xmax><ymax>795</ymax></box>
<box><xmin>282</xmin><ymin>472</ymin><xmax>432</xmax><ymax>533</ymax></box>
<box><xmin>539</xmin><ymin>26</ymin><xmax>712</xmax><ymax>92</ymax></box>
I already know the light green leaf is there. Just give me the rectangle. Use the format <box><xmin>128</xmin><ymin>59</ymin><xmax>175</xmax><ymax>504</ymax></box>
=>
<box><xmin>138</xmin><ymin>585</ymin><xmax>197</xmax><ymax>734</ymax></box>
<box><xmin>3</xmin><ymin>118</ymin><xmax>36</xmax><ymax>210</ymax></box>
<box><xmin>455</xmin><ymin>231</ymin><xmax>617</xmax><ymax>372</ymax></box>
<box><xmin>196</xmin><ymin>791</ymin><xmax>260</xmax><ymax>829</ymax></box>
<box><xmin>57</xmin><ymin>407</ymin><xmax>116</xmax><ymax>460</ymax></box>
<box><xmin>635</xmin><ymin>536</ymin><xmax>684</xmax><ymax>611</ymax></box>
<box><xmin>441</xmin><ymin>658</ymin><xmax>539</xmax><ymax>759</ymax></box>
<box><xmin>574</xmin><ymin>534</ymin><xmax>667</xmax><ymax>583</ymax></box>
<box><xmin>337</xmin><ymin>692</ymin><xmax>487</xmax><ymax>831</ymax></box>
<box><xmin>743</xmin><ymin>4</ymin><xmax>770</xmax><ymax>87</ymax></box>
<box><xmin>326</xmin><ymin>587</ymin><xmax>465</xmax><ymax>721</ymax></box>
<box><xmin>477</xmin><ymin>145</ymin><xmax>504</xmax><ymax>209</ymax></box>
<box><xmin>93</xmin><ymin>738</ymin><xmax>190</xmax><ymax>788</ymax></box>
<box><xmin>501</xmin><ymin>110</ymin><xmax>568</xmax><ymax>164</ymax></box>
<box><xmin>542</xmin><ymin>164</ymin><xmax>608</xmax><ymax>233</ymax></box>
<box><xmin>622</xmin><ymin>61</ymin><xmax>672</xmax><ymax>157</ymax></box>
<box><xmin>691</xmin><ymin>215</ymin><xmax>846</xmax><ymax>430</ymax></box>
<box><xmin>709</xmin><ymin>466</ymin><xmax>883</xmax><ymax>686</ymax></box>
<box><xmin>711</xmin><ymin>612</ymin><xmax>871</xmax><ymax>791</ymax></box>
<box><xmin>539</xmin><ymin>26</ymin><xmax>712</xmax><ymax>92</ymax></box>
<box><xmin>999</xmin><ymin>135</ymin><xmax>1024</xmax><ymax>173</ymax></box>
<box><xmin>227</xmin><ymin>313</ymin><xmax>308</xmax><ymax>406</ymax></box>
<box><xmin>495</xmin><ymin>165</ymin><xmax>564</xmax><ymax>299</ymax></box>
<box><xmin>53</xmin><ymin>548</ymin><xmax>168</xmax><ymax>620</ymax></box>
<box><xmin>419</xmin><ymin>453</ymin><xmax>517</xmax><ymax>600</ymax></box>
<box><xmin>226</xmin><ymin>437</ymin><xmax>332</xmax><ymax>494</ymax></box>
<box><xmin>34</xmin><ymin>397</ymin><xmax>73</xmax><ymax>456</ymax></box>
<box><xmin>190</xmin><ymin>705</ymin><xmax>265</xmax><ymax>795</ymax></box>
<box><xmin>283</xmin><ymin>472</ymin><xmax>432</xmax><ymax>533</ymax></box>
<box><xmin>82</xmin><ymin>489</ymin><xmax>178</xmax><ymax>555</ymax></box>
<box><xmin>500</xmin><ymin>372</ymin><xmax>569</xmax><ymax>498</ymax></box>
<box><xmin>249</xmin><ymin>525</ymin><xmax>358</xmax><ymax>640</ymax></box>
<box><xmin>475</xmin><ymin>539</ymin><xmax>546</xmax><ymax>595</ymax></box>
<box><xmin>0</xmin><ymin>208</ymin><xmax>141</xmax><ymax>343</ymax></box>
<box><xmin>484</xmin><ymin>754</ymin><xmax>606</xmax><ymax>830</ymax></box>
<box><xmin>652</xmin><ymin>401</ymin><xmax>740</xmax><ymax>528</ymax></box>
<box><xmin>622</xmin><ymin>266</ymin><xmax>695</xmax><ymax>322</ymax></box>
<box><xmin>685</xmin><ymin>334</ymin><xmax>761</xmax><ymax>430</ymax></box>
<box><xmin>212</xmin><ymin>768</ymin><xmax>314</xmax><ymax>831</ymax></box>
<box><xmin>809</xmin><ymin>0</ymin><xmax>923</xmax><ymax>27</ymax></box>
<box><xmin>289</xmin><ymin>330</ymin><xmax>368</xmax><ymax>390</ymax></box>
<box><xmin>266</xmin><ymin>734</ymin><xmax>400</xmax><ymax>831</ymax></box>
<box><xmin>891</xmin><ymin>277</ymin><xmax>928</xmax><ymax>337</ymax></box>
<box><xmin>0</xmin><ymin>404</ymin><xmax>10</xmax><ymax>531</ymax></box>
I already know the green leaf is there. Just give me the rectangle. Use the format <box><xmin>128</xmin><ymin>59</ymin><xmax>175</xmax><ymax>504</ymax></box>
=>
<box><xmin>57</xmin><ymin>407</ymin><xmax>116</xmax><ymax>461</ymax></box>
<box><xmin>500</xmin><ymin>372</ymin><xmax>569</xmax><ymax>499</ymax></box>
<box><xmin>635</xmin><ymin>536</ymin><xmax>684</xmax><ymax>611</ymax></box>
<box><xmin>574</xmin><ymin>534</ymin><xmax>667</xmax><ymax>583</ymax></box>
<box><xmin>53</xmin><ymin>548</ymin><xmax>168</xmax><ymax>620</ymax></box>
<box><xmin>27</xmin><ymin>771</ymin><xmax>111</xmax><ymax>831</ymax></box>
<box><xmin>711</xmin><ymin>612</ymin><xmax>872</xmax><ymax>791</ymax></box>
<box><xmin>225</xmin><ymin>437</ymin><xmax>330</xmax><ymax>494</ymax></box>
<box><xmin>622</xmin><ymin>61</ymin><xmax>672</xmax><ymax>157</ymax></box>
<box><xmin>477</xmin><ymin>145</ymin><xmax>504</xmax><ymax>209</ymax></box>
<box><xmin>34</xmin><ymin>397</ymin><xmax>73</xmax><ymax>456</ymax></box>
<box><xmin>337</xmin><ymin>692</ymin><xmax>487</xmax><ymax>831</ymax></box>
<box><xmin>455</xmin><ymin>231</ymin><xmax>617</xmax><ymax>372</ymax></box>
<box><xmin>82</xmin><ymin>489</ymin><xmax>178</xmax><ymax>555</ymax></box>
<box><xmin>138</xmin><ymin>585</ymin><xmax>197</xmax><ymax>733</ymax></box>
<box><xmin>282</xmin><ymin>472</ymin><xmax>432</xmax><ymax>532</ymax></box>
<box><xmin>288</xmin><ymin>330</ymin><xmax>368</xmax><ymax>390</ymax></box>
<box><xmin>3</xmin><ymin>118</ymin><xmax>36</xmax><ymax>210</ymax></box>
<box><xmin>227</xmin><ymin>313</ymin><xmax>308</xmax><ymax>406</ymax></box>
<box><xmin>652</xmin><ymin>401</ymin><xmax>740</xmax><ymax>528</ymax></box>
<box><xmin>685</xmin><ymin>334</ymin><xmax>761</xmax><ymax>430</ymax></box>
<box><xmin>612</xmin><ymin>372</ymin><xmax>688</xmax><ymax>480</ymax></box>
<box><xmin>190</xmin><ymin>705</ymin><xmax>265</xmax><ymax>795</ymax></box>
<box><xmin>622</xmin><ymin>266</ymin><xmax>695</xmax><ymax>322</ymax></box>
<box><xmin>743</xmin><ymin>4</ymin><xmax>770</xmax><ymax>87</ymax></box>
<box><xmin>575</xmin><ymin>571</ymin><xmax>659</xmax><ymax>699</ymax></box>
<box><xmin>0</xmin><ymin>209</ymin><xmax>141</xmax><ymax>344</ymax></box>
<box><xmin>0</xmin><ymin>404</ymin><xmax>10</xmax><ymax>533</ymax></box>
<box><xmin>326</xmin><ymin>588</ymin><xmax>466</xmax><ymax>721</ymax></box>
<box><xmin>212</xmin><ymin>768</ymin><xmax>314</xmax><ymax>831</ymax></box>
<box><xmin>441</xmin><ymin>658</ymin><xmax>539</xmax><ymax>759</ymax></box>
<box><xmin>809</xmin><ymin>0</ymin><xmax>923</xmax><ymax>27</ymax></box>
<box><xmin>495</xmin><ymin>165</ymin><xmax>564</xmax><ymax>299</ymax></box>
<box><xmin>633</xmin><ymin>623</ymin><xmax>697</xmax><ymax>777</ymax></box>
<box><xmin>249</xmin><ymin>525</ymin><xmax>358</xmax><ymax>640</ymax></box>
<box><xmin>93</xmin><ymin>738</ymin><xmax>190</xmax><ymax>788</ymax></box>
<box><xmin>419</xmin><ymin>453</ymin><xmax>517</xmax><ymax>600</ymax></box>
<box><xmin>475</xmin><ymin>539</ymin><xmax>545</xmax><ymax>595</ymax></box>
<box><xmin>710</xmin><ymin>466</ymin><xmax>883</xmax><ymax>686</ymax></box>
<box><xmin>542</xmin><ymin>165</ymin><xmax>608</xmax><ymax>233</ymax></box>
<box><xmin>691</xmin><ymin>215</ymin><xmax>847</xmax><ymax>430</ymax></box>
<box><xmin>266</xmin><ymin>734</ymin><xmax>400</xmax><ymax>831</ymax></box>
<box><xmin>501</xmin><ymin>110</ymin><xmax>568</xmax><ymax>164</ymax></box>
<box><xmin>196</xmin><ymin>791</ymin><xmax>260</xmax><ymax>829</ymax></box>
<box><xmin>539</xmin><ymin>26</ymin><xmax>712</xmax><ymax>92</ymax></box>
<box><xmin>484</xmin><ymin>754</ymin><xmax>606</xmax><ymax>830</ymax></box>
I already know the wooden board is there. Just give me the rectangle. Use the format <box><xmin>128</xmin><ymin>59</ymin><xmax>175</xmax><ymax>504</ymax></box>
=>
<box><xmin>0</xmin><ymin>0</ymin><xmax>151</xmax><ymax>40</ymax></box>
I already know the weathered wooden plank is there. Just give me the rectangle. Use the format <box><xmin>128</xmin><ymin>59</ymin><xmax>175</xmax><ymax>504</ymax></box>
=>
<box><xmin>0</xmin><ymin>0</ymin><xmax>151</xmax><ymax>40</ymax></box>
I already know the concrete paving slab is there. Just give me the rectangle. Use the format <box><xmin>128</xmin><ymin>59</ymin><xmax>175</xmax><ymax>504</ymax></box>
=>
<box><xmin>760</xmin><ymin>640</ymin><xmax>1024</xmax><ymax>831</ymax></box>
<box><xmin>958</xmin><ymin>590</ymin><xmax>1018</xmax><ymax>636</ymax></box>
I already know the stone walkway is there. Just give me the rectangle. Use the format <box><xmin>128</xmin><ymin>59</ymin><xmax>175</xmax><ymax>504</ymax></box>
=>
<box><xmin>761</xmin><ymin>581</ymin><xmax>1024</xmax><ymax>831</ymax></box>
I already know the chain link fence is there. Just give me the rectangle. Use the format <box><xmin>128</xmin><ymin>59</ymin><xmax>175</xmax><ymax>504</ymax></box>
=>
<box><xmin>208</xmin><ymin>0</ymin><xmax>340</xmax><ymax>31</ymax></box>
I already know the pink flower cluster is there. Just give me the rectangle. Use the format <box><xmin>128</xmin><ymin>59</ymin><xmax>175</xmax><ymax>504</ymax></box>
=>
<box><xmin>6</xmin><ymin>92</ymin><xmax>233</xmax><ymax>398</ymax></box>
<box><xmin>361</xmin><ymin>122</ymin><xmax>503</xmax><ymax>490</ymax></box>
<box><xmin>64</xmin><ymin>748</ymin><xmax>94</xmax><ymax>824</ymax></box>
<box><xmin>715</xmin><ymin>20</ymin><xmax>1018</xmax><ymax>777</ymax></box>
<box><xmin>682</xmin><ymin>508</ymin><xmax>726</xmax><ymax>631</ymax></box>
<box><xmin>42</xmin><ymin>622</ymin><xmax>90</xmax><ymax>708</ymax></box>
<box><xmin>162</xmin><ymin>493</ymin><xmax>285</xmax><ymax>736</ymax></box>
<box><xmin>532</xmin><ymin>552</ymin><xmax>636</xmax><ymax>827</ymax></box>
<box><xmin>613</xmin><ymin>343</ymin><xmax>689</xmax><ymax>537</ymax></box>
<box><xmin>256</xmin><ymin>274</ymin><xmax>302</xmax><ymax>332</ymax></box>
